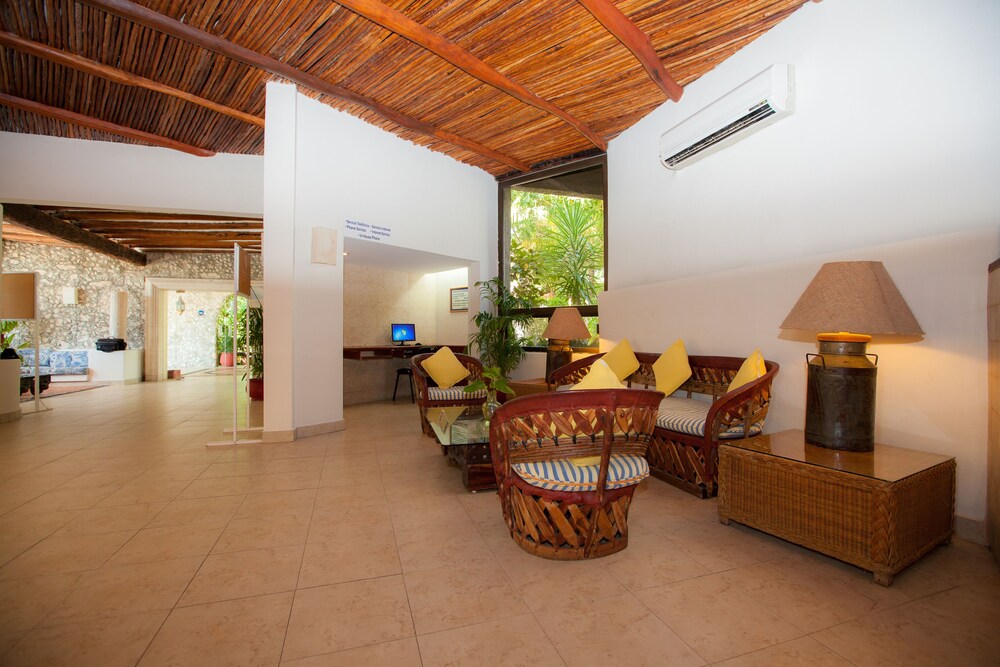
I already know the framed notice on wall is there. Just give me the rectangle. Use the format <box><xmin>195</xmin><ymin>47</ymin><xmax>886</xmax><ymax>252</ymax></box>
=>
<box><xmin>450</xmin><ymin>287</ymin><xmax>469</xmax><ymax>312</ymax></box>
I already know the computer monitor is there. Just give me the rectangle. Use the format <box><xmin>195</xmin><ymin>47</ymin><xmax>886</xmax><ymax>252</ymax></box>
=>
<box><xmin>391</xmin><ymin>323</ymin><xmax>415</xmax><ymax>345</ymax></box>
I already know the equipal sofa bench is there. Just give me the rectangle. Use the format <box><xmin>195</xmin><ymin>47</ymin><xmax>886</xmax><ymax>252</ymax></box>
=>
<box><xmin>548</xmin><ymin>351</ymin><xmax>779</xmax><ymax>498</ymax></box>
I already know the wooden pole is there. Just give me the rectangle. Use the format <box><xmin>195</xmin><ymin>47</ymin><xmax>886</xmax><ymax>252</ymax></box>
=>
<box><xmin>335</xmin><ymin>0</ymin><xmax>608</xmax><ymax>150</ymax></box>
<box><xmin>0</xmin><ymin>93</ymin><xmax>215</xmax><ymax>158</ymax></box>
<box><xmin>0</xmin><ymin>31</ymin><xmax>263</xmax><ymax>127</ymax></box>
<box><xmin>2</xmin><ymin>204</ymin><xmax>148</xmax><ymax>266</ymax></box>
<box><xmin>575</xmin><ymin>0</ymin><xmax>684</xmax><ymax>102</ymax></box>
<box><xmin>78</xmin><ymin>0</ymin><xmax>530</xmax><ymax>172</ymax></box>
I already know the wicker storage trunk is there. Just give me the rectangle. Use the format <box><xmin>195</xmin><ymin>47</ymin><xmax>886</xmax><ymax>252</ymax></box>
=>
<box><xmin>718</xmin><ymin>430</ymin><xmax>955</xmax><ymax>586</ymax></box>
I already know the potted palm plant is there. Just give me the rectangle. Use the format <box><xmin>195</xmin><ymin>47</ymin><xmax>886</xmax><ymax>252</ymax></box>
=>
<box><xmin>216</xmin><ymin>295</ymin><xmax>247</xmax><ymax>367</ymax></box>
<box><xmin>468</xmin><ymin>277</ymin><xmax>532</xmax><ymax>377</ymax></box>
<box><xmin>466</xmin><ymin>277</ymin><xmax>532</xmax><ymax>417</ymax></box>
<box><xmin>244</xmin><ymin>305</ymin><xmax>263</xmax><ymax>401</ymax></box>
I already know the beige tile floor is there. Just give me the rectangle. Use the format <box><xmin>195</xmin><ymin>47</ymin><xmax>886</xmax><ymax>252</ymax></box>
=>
<box><xmin>1</xmin><ymin>374</ymin><xmax>999</xmax><ymax>666</ymax></box>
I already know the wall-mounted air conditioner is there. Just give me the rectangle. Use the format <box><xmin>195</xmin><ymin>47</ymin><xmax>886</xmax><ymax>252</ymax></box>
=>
<box><xmin>659</xmin><ymin>64</ymin><xmax>795</xmax><ymax>170</ymax></box>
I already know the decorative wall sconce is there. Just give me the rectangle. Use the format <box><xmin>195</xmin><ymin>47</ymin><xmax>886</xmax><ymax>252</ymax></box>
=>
<box><xmin>176</xmin><ymin>294</ymin><xmax>186</xmax><ymax>315</ymax></box>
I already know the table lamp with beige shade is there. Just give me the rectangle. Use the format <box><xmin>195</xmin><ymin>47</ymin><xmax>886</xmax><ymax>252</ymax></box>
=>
<box><xmin>542</xmin><ymin>307</ymin><xmax>591</xmax><ymax>379</ymax></box>
<box><xmin>780</xmin><ymin>261</ymin><xmax>923</xmax><ymax>452</ymax></box>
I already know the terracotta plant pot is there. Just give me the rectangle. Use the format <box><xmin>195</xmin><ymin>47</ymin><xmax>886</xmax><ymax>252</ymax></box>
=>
<box><xmin>248</xmin><ymin>377</ymin><xmax>264</xmax><ymax>401</ymax></box>
<box><xmin>220</xmin><ymin>352</ymin><xmax>234</xmax><ymax>367</ymax></box>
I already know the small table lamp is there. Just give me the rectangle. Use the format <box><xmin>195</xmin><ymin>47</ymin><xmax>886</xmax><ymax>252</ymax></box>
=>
<box><xmin>780</xmin><ymin>261</ymin><xmax>923</xmax><ymax>452</ymax></box>
<box><xmin>543</xmin><ymin>307</ymin><xmax>590</xmax><ymax>379</ymax></box>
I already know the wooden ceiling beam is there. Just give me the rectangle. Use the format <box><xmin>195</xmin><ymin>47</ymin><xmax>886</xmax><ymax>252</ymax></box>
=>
<box><xmin>0</xmin><ymin>93</ymin><xmax>215</xmax><ymax>158</ymax></box>
<box><xmin>59</xmin><ymin>211</ymin><xmax>261</xmax><ymax>222</ymax></box>
<box><xmin>0</xmin><ymin>31</ymin><xmax>264</xmax><ymax>128</ymax></box>
<box><xmin>154</xmin><ymin>248</ymin><xmax>260</xmax><ymax>254</ymax></box>
<box><xmin>334</xmin><ymin>0</ymin><xmax>608</xmax><ymax>151</ymax></box>
<box><xmin>150</xmin><ymin>246</ymin><xmax>260</xmax><ymax>255</ymax></box>
<box><xmin>2</xmin><ymin>204</ymin><xmax>148</xmax><ymax>265</ymax></box>
<box><xmin>575</xmin><ymin>0</ymin><xmax>683</xmax><ymax>102</ymax></box>
<box><xmin>125</xmin><ymin>243</ymin><xmax>261</xmax><ymax>249</ymax></box>
<box><xmin>118</xmin><ymin>236</ymin><xmax>260</xmax><ymax>244</ymax></box>
<box><xmin>78</xmin><ymin>221</ymin><xmax>264</xmax><ymax>231</ymax></box>
<box><xmin>108</xmin><ymin>237</ymin><xmax>259</xmax><ymax>246</ymax></box>
<box><xmin>78</xmin><ymin>0</ymin><xmax>530</xmax><ymax>172</ymax></box>
<box><xmin>107</xmin><ymin>231</ymin><xmax>261</xmax><ymax>242</ymax></box>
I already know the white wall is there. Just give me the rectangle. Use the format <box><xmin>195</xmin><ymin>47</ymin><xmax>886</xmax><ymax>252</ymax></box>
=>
<box><xmin>0</xmin><ymin>132</ymin><xmax>262</xmax><ymax>215</ymax></box>
<box><xmin>605</xmin><ymin>0</ymin><xmax>1000</xmax><ymax>527</ymax></box>
<box><xmin>263</xmin><ymin>85</ymin><xmax>495</xmax><ymax>435</ymax></box>
<box><xmin>432</xmin><ymin>268</ymin><xmax>472</xmax><ymax>346</ymax></box>
<box><xmin>609</xmin><ymin>0</ymin><xmax>1000</xmax><ymax>288</ymax></box>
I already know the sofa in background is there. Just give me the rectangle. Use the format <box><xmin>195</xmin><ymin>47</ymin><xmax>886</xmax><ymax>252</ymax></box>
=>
<box><xmin>18</xmin><ymin>348</ymin><xmax>90</xmax><ymax>394</ymax></box>
<box><xmin>19</xmin><ymin>348</ymin><xmax>90</xmax><ymax>381</ymax></box>
<box><xmin>548</xmin><ymin>351</ymin><xmax>779</xmax><ymax>498</ymax></box>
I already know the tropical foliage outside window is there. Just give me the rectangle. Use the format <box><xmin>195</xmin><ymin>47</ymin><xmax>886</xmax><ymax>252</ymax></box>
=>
<box><xmin>508</xmin><ymin>187</ymin><xmax>604</xmax><ymax>347</ymax></box>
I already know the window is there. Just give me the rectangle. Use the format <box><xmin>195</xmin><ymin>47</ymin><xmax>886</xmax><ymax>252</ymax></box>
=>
<box><xmin>499</xmin><ymin>155</ymin><xmax>606</xmax><ymax>349</ymax></box>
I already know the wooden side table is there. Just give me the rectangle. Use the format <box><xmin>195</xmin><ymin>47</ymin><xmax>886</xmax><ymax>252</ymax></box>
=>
<box><xmin>427</xmin><ymin>407</ymin><xmax>495</xmax><ymax>492</ymax></box>
<box><xmin>718</xmin><ymin>429</ymin><xmax>955</xmax><ymax>586</ymax></box>
<box><xmin>507</xmin><ymin>377</ymin><xmax>551</xmax><ymax>397</ymax></box>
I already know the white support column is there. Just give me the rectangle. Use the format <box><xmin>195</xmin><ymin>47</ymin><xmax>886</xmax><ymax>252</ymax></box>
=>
<box><xmin>262</xmin><ymin>82</ymin><xmax>298</xmax><ymax>441</ymax></box>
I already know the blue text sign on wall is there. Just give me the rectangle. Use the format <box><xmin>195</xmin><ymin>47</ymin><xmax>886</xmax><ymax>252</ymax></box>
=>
<box><xmin>345</xmin><ymin>219</ymin><xmax>392</xmax><ymax>242</ymax></box>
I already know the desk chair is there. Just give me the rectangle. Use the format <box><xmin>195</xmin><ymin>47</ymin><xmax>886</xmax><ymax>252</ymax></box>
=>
<box><xmin>393</xmin><ymin>366</ymin><xmax>414</xmax><ymax>403</ymax></box>
<box><xmin>394</xmin><ymin>346</ymin><xmax>436</xmax><ymax>403</ymax></box>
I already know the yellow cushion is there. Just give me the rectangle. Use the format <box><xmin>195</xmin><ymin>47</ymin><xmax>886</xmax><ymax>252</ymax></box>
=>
<box><xmin>602</xmin><ymin>339</ymin><xmax>640</xmax><ymax>382</ymax></box>
<box><xmin>421</xmin><ymin>347</ymin><xmax>470</xmax><ymax>389</ymax></box>
<box><xmin>729</xmin><ymin>349</ymin><xmax>767</xmax><ymax>392</ymax></box>
<box><xmin>572</xmin><ymin>359</ymin><xmax>626</xmax><ymax>390</ymax></box>
<box><xmin>653</xmin><ymin>339</ymin><xmax>692</xmax><ymax>395</ymax></box>
<box><xmin>569</xmin><ymin>455</ymin><xmax>602</xmax><ymax>467</ymax></box>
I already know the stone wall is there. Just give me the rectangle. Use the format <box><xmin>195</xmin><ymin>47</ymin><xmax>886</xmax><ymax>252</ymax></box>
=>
<box><xmin>1</xmin><ymin>240</ymin><xmax>263</xmax><ymax>353</ymax></box>
<box><xmin>167</xmin><ymin>290</ymin><xmax>228</xmax><ymax>372</ymax></box>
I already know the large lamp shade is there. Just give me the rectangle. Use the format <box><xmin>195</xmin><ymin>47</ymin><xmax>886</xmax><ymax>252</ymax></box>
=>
<box><xmin>781</xmin><ymin>261</ymin><xmax>922</xmax><ymax>452</ymax></box>
<box><xmin>543</xmin><ymin>307</ymin><xmax>590</xmax><ymax>380</ymax></box>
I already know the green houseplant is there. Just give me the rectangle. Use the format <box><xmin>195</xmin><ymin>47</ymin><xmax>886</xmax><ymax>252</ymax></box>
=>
<box><xmin>1</xmin><ymin>320</ymin><xmax>28</xmax><ymax>359</ymax></box>
<box><xmin>464</xmin><ymin>366</ymin><xmax>513</xmax><ymax>420</ymax></box>
<box><xmin>244</xmin><ymin>305</ymin><xmax>263</xmax><ymax>400</ymax></box>
<box><xmin>216</xmin><ymin>295</ymin><xmax>247</xmax><ymax>367</ymax></box>
<box><xmin>466</xmin><ymin>277</ymin><xmax>531</xmax><ymax>418</ymax></box>
<box><xmin>468</xmin><ymin>277</ymin><xmax>532</xmax><ymax>379</ymax></box>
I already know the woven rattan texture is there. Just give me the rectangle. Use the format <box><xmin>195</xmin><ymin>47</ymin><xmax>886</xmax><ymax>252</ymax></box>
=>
<box><xmin>0</xmin><ymin>0</ymin><xmax>810</xmax><ymax>174</ymax></box>
<box><xmin>718</xmin><ymin>443</ymin><xmax>955</xmax><ymax>585</ymax></box>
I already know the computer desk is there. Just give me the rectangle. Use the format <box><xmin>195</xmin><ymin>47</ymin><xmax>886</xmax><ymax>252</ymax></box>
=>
<box><xmin>342</xmin><ymin>344</ymin><xmax>466</xmax><ymax>360</ymax></box>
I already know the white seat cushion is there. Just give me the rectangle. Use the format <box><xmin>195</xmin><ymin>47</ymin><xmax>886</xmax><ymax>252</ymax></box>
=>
<box><xmin>656</xmin><ymin>396</ymin><xmax>762</xmax><ymax>439</ymax></box>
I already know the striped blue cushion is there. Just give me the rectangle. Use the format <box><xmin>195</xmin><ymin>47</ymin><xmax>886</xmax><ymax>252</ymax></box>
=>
<box><xmin>428</xmin><ymin>386</ymin><xmax>486</xmax><ymax>401</ymax></box>
<box><xmin>512</xmin><ymin>453</ymin><xmax>649</xmax><ymax>492</ymax></box>
<box><xmin>656</xmin><ymin>396</ymin><xmax>763</xmax><ymax>439</ymax></box>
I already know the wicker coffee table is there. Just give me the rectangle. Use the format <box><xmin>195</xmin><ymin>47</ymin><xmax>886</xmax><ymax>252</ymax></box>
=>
<box><xmin>427</xmin><ymin>406</ymin><xmax>495</xmax><ymax>492</ymax></box>
<box><xmin>718</xmin><ymin>429</ymin><xmax>955</xmax><ymax>586</ymax></box>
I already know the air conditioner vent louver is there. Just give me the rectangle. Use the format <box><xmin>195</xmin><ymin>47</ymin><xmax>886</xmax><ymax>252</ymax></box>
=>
<box><xmin>660</xmin><ymin>65</ymin><xmax>794</xmax><ymax>170</ymax></box>
<box><xmin>662</xmin><ymin>101</ymin><xmax>775</xmax><ymax>168</ymax></box>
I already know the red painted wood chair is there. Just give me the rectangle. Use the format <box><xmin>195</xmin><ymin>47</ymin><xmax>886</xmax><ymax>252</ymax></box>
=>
<box><xmin>411</xmin><ymin>352</ymin><xmax>487</xmax><ymax>437</ymax></box>
<box><xmin>488</xmin><ymin>388</ymin><xmax>663</xmax><ymax>560</ymax></box>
